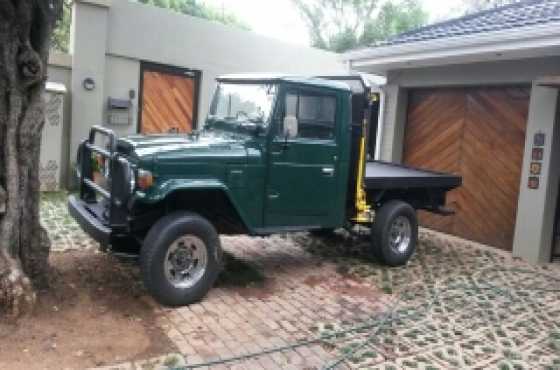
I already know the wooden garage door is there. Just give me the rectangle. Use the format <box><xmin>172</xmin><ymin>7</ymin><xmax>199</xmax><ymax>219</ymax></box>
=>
<box><xmin>404</xmin><ymin>87</ymin><xmax>530</xmax><ymax>250</ymax></box>
<box><xmin>140</xmin><ymin>64</ymin><xmax>199</xmax><ymax>134</ymax></box>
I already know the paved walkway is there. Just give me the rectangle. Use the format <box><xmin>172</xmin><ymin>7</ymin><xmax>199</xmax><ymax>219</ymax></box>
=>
<box><xmin>41</xmin><ymin>193</ymin><xmax>560</xmax><ymax>369</ymax></box>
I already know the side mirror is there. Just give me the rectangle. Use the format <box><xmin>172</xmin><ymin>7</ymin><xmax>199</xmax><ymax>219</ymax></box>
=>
<box><xmin>283</xmin><ymin>116</ymin><xmax>298</xmax><ymax>139</ymax></box>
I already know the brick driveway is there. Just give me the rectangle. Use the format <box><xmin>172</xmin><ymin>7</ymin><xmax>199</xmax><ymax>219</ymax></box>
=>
<box><xmin>41</xmin><ymin>193</ymin><xmax>560</xmax><ymax>369</ymax></box>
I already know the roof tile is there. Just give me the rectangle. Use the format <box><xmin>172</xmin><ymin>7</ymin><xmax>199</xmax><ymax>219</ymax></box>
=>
<box><xmin>374</xmin><ymin>0</ymin><xmax>560</xmax><ymax>47</ymax></box>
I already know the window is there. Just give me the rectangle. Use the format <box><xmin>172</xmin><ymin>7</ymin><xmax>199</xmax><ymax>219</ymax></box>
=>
<box><xmin>209</xmin><ymin>83</ymin><xmax>278</xmax><ymax>128</ymax></box>
<box><xmin>282</xmin><ymin>91</ymin><xmax>336</xmax><ymax>140</ymax></box>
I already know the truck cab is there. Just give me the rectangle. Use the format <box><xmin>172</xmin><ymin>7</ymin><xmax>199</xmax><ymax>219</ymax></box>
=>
<box><xmin>69</xmin><ymin>74</ymin><xmax>460</xmax><ymax>306</ymax></box>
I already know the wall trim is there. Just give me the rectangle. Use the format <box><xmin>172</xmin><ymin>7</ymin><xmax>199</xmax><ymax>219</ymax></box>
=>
<box><xmin>76</xmin><ymin>0</ymin><xmax>111</xmax><ymax>8</ymax></box>
<box><xmin>346</xmin><ymin>22</ymin><xmax>560</xmax><ymax>73</ymax></box>
<box><xmin>48</xmin><ymin>52</ymin><xmax>72</xmax><ymax>69</ymax></box>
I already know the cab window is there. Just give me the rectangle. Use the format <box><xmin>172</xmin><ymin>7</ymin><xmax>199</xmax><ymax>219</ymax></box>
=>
<box><xmin>281</xmin><ymin>91</ymin><xmax>336</xmax><ymax>140</ymax></box>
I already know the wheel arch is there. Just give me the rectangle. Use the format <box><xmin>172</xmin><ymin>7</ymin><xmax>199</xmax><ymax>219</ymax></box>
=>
<box><xmin>134</xmin><ymin>179</ymin><xmax>252</xmax><ymax>235</ymax></box>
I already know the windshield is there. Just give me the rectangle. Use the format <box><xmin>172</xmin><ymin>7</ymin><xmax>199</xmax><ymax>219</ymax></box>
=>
<box><xmin>208</xmin><ymin>83</ymin><xmax>277</xmax><ymax>128</ymax></box>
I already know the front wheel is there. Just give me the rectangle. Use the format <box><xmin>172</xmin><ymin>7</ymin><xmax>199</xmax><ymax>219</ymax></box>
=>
<box><xmin>140</xmin><ymin>212</ymin><xmax>222</xmax><ymax>306</ymax></box>
<box><xmin>371</xmin><ymin>200</ymin><xmax>418</xmax><ymax>266</ymax></box>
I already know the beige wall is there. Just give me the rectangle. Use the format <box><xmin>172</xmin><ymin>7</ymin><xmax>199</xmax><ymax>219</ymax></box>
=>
<box><xmin>102</xmin><ymin>55</ymin><xmax>140</xmax><ymax>138</ymax></box>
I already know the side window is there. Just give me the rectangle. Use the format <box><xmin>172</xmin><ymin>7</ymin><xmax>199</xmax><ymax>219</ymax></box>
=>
<box><xmin>280</xmin><ymin>91</ymin><xmax>336</xmax><ymax>140</ymax></box>
<box><xmin>285</xmin><ymin>93</ymin><xmax>298</xmax><ymax>118</ymax></box>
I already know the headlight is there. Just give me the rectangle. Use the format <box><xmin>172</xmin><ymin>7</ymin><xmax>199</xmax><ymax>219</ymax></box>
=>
<box><xmin>137</xmin><ymin>169</ymin><xmax>154</xmax><ymax>190</ymax></box>
<box><xmin>103</xmin><ymin>158</ymin><xmax>111</xmax><ymax>177</ymax></box>
<box><xmin>128</xmin><ymin>166</ymin><xmax>136</xmax><ymax>192</ymax></box>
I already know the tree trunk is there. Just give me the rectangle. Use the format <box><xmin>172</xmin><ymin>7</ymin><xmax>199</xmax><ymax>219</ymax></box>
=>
<box><xmin>0</xmin><ymin>0</ymin><xmax>62</xmax><ymax>318</ymax></box>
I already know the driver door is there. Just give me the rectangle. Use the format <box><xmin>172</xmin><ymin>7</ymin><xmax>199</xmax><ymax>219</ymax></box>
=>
<box><xmin>264</xmin><ymin>87</ymin><xmax>340</xmax><ymax>228</ymax></box>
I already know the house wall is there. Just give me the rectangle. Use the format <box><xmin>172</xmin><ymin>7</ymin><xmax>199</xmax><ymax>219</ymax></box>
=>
<box><xmin>61</xmin><ymin>0</ymin><xmax>344</xmax><ymax>186</ymax></box>
<box><xmin>47</xmin><ymin>53</ymin><xmax>73</xmax><ymax>185</ymax></box>
<box><xmin>374</xmin><ymin>56</ymin><xmax>560</xmax><ymax>264</ymax></box>
<box><xmin>70</xmin><ymin>0</ymin><xmax>109</xmax><ymax>185</ymax></box>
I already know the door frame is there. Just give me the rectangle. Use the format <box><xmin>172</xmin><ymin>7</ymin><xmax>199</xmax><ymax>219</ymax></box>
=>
<box><xmin>263</xmin><ymin>84</ymin><xmax>342</xmax><ymax>227</ymax></box>
<box><xmin>137</xmin><ymin>61</ymin><xmax>202</xmax><ymax>134</ymax></box>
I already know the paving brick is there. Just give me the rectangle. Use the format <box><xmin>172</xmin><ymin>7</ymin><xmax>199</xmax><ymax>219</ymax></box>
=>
<box><xmin>44</xmin><ymin>194</ymin><xmax>560</xmax><ymax>370</ymax></box>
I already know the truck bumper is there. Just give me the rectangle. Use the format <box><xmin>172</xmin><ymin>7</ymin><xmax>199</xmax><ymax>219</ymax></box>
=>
<box><xmin>68</xmin><ymin>195</ymin><xmax>111</xmax><ymax>245</ymax></box>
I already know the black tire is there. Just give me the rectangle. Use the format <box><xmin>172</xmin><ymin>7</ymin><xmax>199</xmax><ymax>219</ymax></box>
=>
<box><xmin>140</xmin><ymin>212</ymin><xmax>222</xmax><ymax>306</ymax></box>
<box><xmin>371</xmin><ymin>200</ymin><xmax>418</xmax><ymax>266</ymax></box>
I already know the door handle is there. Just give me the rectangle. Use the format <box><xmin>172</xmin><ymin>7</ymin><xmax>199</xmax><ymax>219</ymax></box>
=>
<box><xmin>268</xmin><ymin>192</ymin><xmax>280</xmax><ymax>200</ymax></box>
<box><xmin>322</xmin><ymin>167</ymin><xmax>335</xmax><ymax>176</ymax></box>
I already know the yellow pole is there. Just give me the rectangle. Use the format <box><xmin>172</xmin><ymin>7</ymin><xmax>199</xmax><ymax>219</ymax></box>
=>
<box><xmin>353</xmin><ymin>115</ymin><xmax>371</xmax><ymax>223</ymax></box>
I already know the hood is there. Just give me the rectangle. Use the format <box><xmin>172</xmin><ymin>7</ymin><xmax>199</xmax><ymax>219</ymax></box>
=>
<box><xmin>117</xmin><ymin>130</ymin><xmax>252</xmax><ymax>164</ymax></box>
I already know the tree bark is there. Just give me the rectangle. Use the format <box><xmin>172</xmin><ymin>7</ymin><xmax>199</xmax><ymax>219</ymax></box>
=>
<box><xmin>0</xmin><ymin>0</ymin><xmax>62</xmax><ymax>318</ymax></box>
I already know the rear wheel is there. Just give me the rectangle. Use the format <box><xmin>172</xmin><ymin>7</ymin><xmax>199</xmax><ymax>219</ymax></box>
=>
<box><xmin>140</xmin><ymin>212</ymin><xmax>222</xmax><ymax>306</ymax></box>
<box><xmin>371</xmin><ymin>200</ymin><xmax>417</xmax><ymax>266</ymax></box>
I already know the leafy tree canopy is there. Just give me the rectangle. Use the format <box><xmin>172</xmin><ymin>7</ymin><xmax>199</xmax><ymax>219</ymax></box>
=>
<box><xmin>52</xmin><ymin>0</ymin><xmax>72</xmax><ymax>52</ymax></box>
<box><xmin>293</xmin><ymin>0</ymin><xmax>428</xmax><ymax>53</ymax></box>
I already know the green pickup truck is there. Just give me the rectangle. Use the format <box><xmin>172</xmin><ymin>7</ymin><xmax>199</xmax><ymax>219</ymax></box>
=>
<box><xmin>69</xmin><ymin>74</ymin><xmax>461</xmax><ymax>306</ymax></box>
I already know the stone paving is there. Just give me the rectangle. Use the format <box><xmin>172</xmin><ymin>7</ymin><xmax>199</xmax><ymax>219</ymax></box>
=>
<box><xmin>40</xmin><ymin>193</ymin><xmax>560</xmax><ymax>369</ymax></box>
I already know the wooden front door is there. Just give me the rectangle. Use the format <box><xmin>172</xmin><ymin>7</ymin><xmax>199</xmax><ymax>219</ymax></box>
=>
<box><xmin>404</xmin><ymin>87</ymin><xmax>530</xmax><ymax>250</ymax></box>
<box><xmin>139</xmin><ymin>63</ymin><xmax>200</xmax><ymax>134</ymax></box>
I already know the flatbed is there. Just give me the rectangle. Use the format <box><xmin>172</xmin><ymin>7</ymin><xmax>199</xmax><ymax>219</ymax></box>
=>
<box><xmin>364</xmin><ymin>161</ymin><xmax>461</xmax><ymax>190</ymax></box>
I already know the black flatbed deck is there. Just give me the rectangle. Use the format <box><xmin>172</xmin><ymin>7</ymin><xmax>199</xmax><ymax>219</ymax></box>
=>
<box><xmin>365</xmin><ymin>161</ymin><xmax>462</xmax><ymax>190</ymax></box>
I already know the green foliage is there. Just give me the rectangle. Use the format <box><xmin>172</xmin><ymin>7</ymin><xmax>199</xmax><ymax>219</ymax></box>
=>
<box><xmin>51</xmin><ymin>0</ymin><xmax>250</xmax><ymax>52</ymax></box>
<box><xmin>293</xmin><ymin>0</ymin><xmax>428</xmax><ymax>53</ymax></box>
<box><xmin>361</xmin><ymin>0</ymin><xmax>427</xmax><ymax>46</ymax></box>
<box><xmin>136</xmin><ymin>0</ymin><xmax>250</xmax><ymax>30</ymax></box>
<box><xmin>51</xmin><ymin>0</ymin><xmax>72</xmax><ymax>52</ymax></box>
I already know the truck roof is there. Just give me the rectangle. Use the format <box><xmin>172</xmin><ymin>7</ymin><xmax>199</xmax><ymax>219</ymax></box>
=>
<box><xmin>217</xmin><ymin>73</ymin><xmax>351</xmax><ymax>92</ymax></box>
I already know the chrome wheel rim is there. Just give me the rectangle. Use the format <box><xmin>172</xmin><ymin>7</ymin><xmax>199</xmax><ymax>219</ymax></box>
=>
<box><xmin>389</xmin><ymin>216</ymin><xmax>412</xmax><ymax>254</ymax></box>
<box><xmin>164</xmin><ymin>235</ymin><xmax>208</xmax><ymax>289</ymax></box>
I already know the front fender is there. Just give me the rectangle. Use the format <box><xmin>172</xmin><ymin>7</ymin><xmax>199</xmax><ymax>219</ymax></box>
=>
<box><xmin>133</xmin><ymin>178</ymin><xmax>253</xmax><ymax>231</ymax></box>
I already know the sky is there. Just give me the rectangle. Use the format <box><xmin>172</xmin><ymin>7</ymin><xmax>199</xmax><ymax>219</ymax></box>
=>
<box><xmin>204</xmin><ymin>0</ymin><xmax>470</xmax><ymax>47</ymax></box>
